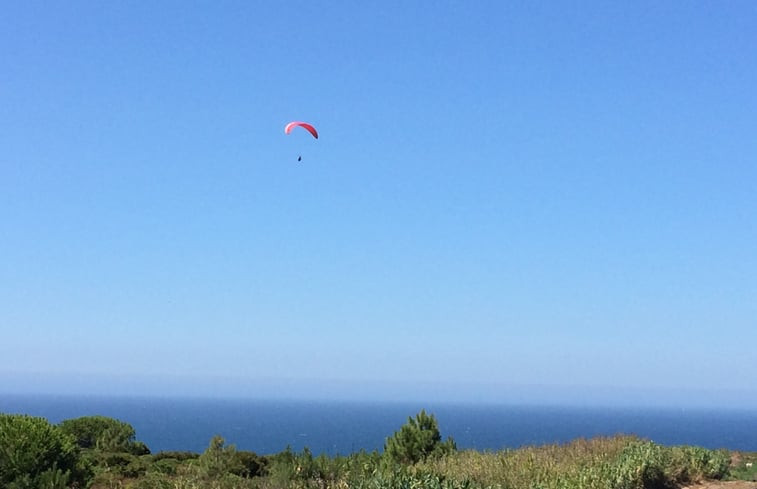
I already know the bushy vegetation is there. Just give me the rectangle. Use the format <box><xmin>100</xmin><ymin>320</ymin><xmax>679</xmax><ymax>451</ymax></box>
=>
<box><xmin>384</xmin><ymin>409</ymin><xmax>456</xmax><ymax>464</ymax></box>
<box><xmin>60</xmin><ymin>415</ymin><xmax>149</xmax><ymax>455</ymax></box>
<box><xmin>0</xmin><ymin>414</ymin><xmax>90</xmax><ymax>489</ymax></box>
<box><xmin>729</xmin><ymin>451</ymin><xmax>757</xmax><ymax>482</ymax></box>
<box><xmin>419</xmin><ymin>435</ymin><xmax>731</xmax><ymax>489</ymax></box>
<box><xmin>0</xmin><ymin>409</ymin><xmax>744</xmax><ymax>489</ymax></box>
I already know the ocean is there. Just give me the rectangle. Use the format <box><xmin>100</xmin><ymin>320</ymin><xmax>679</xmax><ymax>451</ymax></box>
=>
<box><xmin>2</xmin><ymin>395</ymin><xmax>756</xmax><ymax>455</ymax></box>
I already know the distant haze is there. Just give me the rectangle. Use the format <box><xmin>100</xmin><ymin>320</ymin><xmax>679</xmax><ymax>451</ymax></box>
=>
<box><xmin>2</xmin><ymin>371</ymin><xmax>756</xmax><ymax>410</ymax></box>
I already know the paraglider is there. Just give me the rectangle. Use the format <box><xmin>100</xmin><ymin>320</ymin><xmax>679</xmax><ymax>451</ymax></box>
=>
<box><xmin>285</xmin><ymin>121</ymin><xmax>318</xmax><ymax>162</ymax></box>
<box><xmin>285</xmin><ymin>121</ymin><xmax>318</xmax><ymax>139</ymax></box>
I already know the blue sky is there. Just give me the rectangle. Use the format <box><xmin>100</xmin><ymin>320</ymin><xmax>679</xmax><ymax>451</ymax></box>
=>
<box><xmin>1</xmin><ymin>2</ymin><xmax>756</xmax><ymax>407</ymax></box>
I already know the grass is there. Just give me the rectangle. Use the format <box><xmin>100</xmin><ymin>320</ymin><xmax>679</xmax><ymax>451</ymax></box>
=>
<box><xmin>417</xmin><ymin>436</ymin><xmax>731</xmax><ymax>489</ymax></box>
<box><xmin>88</xmin><ymin>435</ymin><xmax>739</xmax><ymax>489</ymax></box>
<box><xmin>728</xmin><ymin>451</ymin><xmax>757</xmax><ymax>482</ymax></box>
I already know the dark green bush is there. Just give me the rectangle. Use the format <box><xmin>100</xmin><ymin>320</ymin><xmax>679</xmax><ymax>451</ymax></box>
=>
<box><xmin>0</xmin><ymin>414</ymin><xmax>89</xmax><ymax>489</ymax></box>
<box><xmin>88</xmin><ymin>451</ymin><xmax>149</xmax><ymax>478</ymax></box>
<box><xmin>384</xmin><ymin>410</ymin><xmax>456</xmax><ymax>465</ymax></box>
<box><xmin>236</xmin><ymin>450</ymin><xmax>267</xmax><ymax>477</ymax></box>
<box><xmin>198</xmin><ymin>435</ymin><xmax>246</xmax><ymax>478</ymax></box>
<box><xmin>131</xmin><ymin>472</ymin><xmax>173</xmax><ymax>489</ymax></box>
<box><xmin>266</xmin><ymin>445</ymin><xmax>299</xmax><ymax>484</ymax></box>
<box><xmin>149</xmin><ymin>457</ymin><xmax>181</xmax><ymax>475</ymax></box>
<box><xmin>58</xmin><ymin>415</ymin><xmax>150</xmax><ymax>454</ymax></box>
<box><xmin>152</xmin><ymin>450</ymin><xmax>200</xmax><ymax>462</ymax></box>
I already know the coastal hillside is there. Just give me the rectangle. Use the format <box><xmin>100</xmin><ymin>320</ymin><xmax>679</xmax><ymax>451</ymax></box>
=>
<box><xmin>3</xmin><ymin>410</ymin><xmax>756</xmax><ymax>489</ymax></box>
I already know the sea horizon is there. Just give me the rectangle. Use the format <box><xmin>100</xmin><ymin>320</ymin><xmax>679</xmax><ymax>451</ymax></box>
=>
<box><xmin>3</xmin><ymin>393</ymin><xmax>756</xmax><ymax>455</ymax></box>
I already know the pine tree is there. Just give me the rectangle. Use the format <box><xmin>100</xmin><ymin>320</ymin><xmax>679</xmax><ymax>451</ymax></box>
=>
<box><xmin>383</xmin><ymin>410</ymin><xmax>456</xmax><ymax>464</ymax></box>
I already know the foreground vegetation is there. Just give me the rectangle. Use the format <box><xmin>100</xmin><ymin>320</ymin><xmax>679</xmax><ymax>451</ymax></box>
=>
<box><xmin>1</xmin><ymin>409</ymin><xmax>753</xmax><ymax>489</ymax></box>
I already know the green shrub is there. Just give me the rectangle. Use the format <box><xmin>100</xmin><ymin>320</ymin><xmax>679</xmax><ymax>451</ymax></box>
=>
<box><xmin>87</xmin><ymin>451</ymin><xmax>150</xmax><ymax>478</ymax></box>
<box><xmin>0</xmin><ymin>414</ymin><xmax>89</xmax><ymax>489</ymax></box>
<box><xmin>149</xmin><ymin>457</ymin><xmax>181</xmax><ymax>475</ymax></box>
<box><xmin>198</xmin><ymin>435</ymin><xmax>246</xmax><ymax>478</ymax></box>
<box><xmin>59</xmin><ymin>415</ymin><xmax>150</xmax><ymax>454</ymax></box>
<box><xmin>152</xmin><ymin>450</ymin><xmax>200</xmax><ymax>462</ymax></box>
<box><xmin>130</xmin><ymin>471</ymin><xmax>173</xmax><ymax>489</ymax></box>
<box><xmin>384</xmin><ymin>410</ymin><xmax>456</xmax><ymax>465</ymax></box>
<box><xmin>237</xmin><ymin>450</ymin><xmax>267</xmax><ymax>477</ymax></box>
<box><xmin>666</xmin><ymin>445</ymin><xmax>730</xmax><ymax>483</ymax></box>
<box><xmin>265</xmin><ymin>445</ymin><xmax>299</xmax><ymax>485</ymax></box>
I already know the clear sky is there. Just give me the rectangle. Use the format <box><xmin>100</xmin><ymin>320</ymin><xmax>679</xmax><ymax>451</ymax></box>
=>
<box><xmin>2</xmin><ymin>1</ymin><xmax>756</xmax><ymax>407</ymax></box>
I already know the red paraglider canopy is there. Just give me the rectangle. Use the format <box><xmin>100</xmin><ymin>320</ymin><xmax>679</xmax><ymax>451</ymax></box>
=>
<box><xmin>285</xmin><ymin>121</ymin><xmax>318</xmax><ymax>139</ymax></box>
